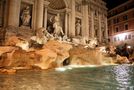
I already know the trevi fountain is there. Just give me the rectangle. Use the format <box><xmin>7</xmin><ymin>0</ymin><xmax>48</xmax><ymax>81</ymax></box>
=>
<box><xmin>0</xmin><ymin>0</ymin><xmax>134</xmax><ymax>90</ymax></box>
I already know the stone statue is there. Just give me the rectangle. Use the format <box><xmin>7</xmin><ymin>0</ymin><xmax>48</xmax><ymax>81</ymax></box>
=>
<box><xmin>87</xmin><ymin>38</ymin><xmax>98</xmax><ymax>49</ymax></box>
<box><xmin>53</xmin><ymin>14</ymin><xmax>64</xmax><ymax>37</ymax></box>
<box><xmin>30</xmin><ymin>28</ymin><xmax>47</xmax><ymax>46</ymax></box>
<box><xmin>75</xmin><ymin>20</ymin><xmax>81</xmax><ymax>36</ymax></box>
<box><xmin>21</xmin><ymin>6</ymin><xmax>31</xmax><ymax>26</ymax></box>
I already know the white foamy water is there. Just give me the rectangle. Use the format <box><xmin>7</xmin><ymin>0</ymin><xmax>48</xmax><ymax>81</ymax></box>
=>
<box><xmin>55</xmin><ymin>64</ymin><xmax>118</xmax><ymax>72</ymax></box>
<box><xmin>55</xmin><ymin>65</ymin><xmax>99</xmax><ymax>72</ymax></box>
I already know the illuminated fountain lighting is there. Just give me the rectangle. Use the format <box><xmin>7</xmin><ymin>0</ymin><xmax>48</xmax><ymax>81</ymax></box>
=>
<box><xmin>115</xmin><ymin>33</ymin><xmax>128</xmax><ymax>41</ymax></box>
<box><xmin>127</xmin><ymin>46</ymin><xmax>131</xmax><ymax>49</ymax></box>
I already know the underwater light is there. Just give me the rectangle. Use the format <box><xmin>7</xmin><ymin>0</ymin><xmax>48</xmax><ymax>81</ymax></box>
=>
<box><xmin>127</xmin><ymin>46</ymin><xmax>131</xmax><ymax>49</ymax></box>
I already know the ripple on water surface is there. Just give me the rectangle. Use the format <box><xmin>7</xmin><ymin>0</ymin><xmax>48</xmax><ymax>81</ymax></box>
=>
<box><xmin>0</xmin><ymin>65</ymin><xmax>134</xmax><ymax>90</ymax></box>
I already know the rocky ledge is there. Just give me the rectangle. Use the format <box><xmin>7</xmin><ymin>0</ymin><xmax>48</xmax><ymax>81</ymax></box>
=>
<box><xmin>0</xmin><ymin>27</ymin><xmax>133</xmax><ymax>74</ymax></box>
<box><xmin>0</xmin><ymin>39</ymin><xmax>133</xmax><ymax>74</ymax></box>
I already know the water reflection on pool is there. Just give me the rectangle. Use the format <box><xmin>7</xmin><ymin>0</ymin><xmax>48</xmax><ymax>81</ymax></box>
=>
<box><xmin>0</xmin><ymin>65</ymin><xmax>134</xmax><ymax>90</ymax></box>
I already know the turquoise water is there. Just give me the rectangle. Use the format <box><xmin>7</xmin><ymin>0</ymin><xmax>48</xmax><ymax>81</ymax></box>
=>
<box><xmin>0</xmin><ymin>65</ymin><xmax>134</xmax><ymax>90</ymax></box>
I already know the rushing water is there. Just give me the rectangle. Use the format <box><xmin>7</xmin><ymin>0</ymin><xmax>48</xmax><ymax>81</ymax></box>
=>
<box><xmin>0</xmin><ymin>65</ymin><xmax>134</xmax><ymax>90</ymax></box>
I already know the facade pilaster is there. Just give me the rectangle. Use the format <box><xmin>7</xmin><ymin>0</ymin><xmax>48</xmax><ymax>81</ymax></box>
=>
<box><xmin>105</xmin><ymin>16</ymin><xmax>108</xmax><ymax>43</ymax></box>
<box><xmin>82</xmin><ymin>2</ymin><xmax>89</xmax><ymax>38</ymax></box>
<box><xmin>98</xmin><ymin>13</ymin><xmax>102</xmax><ymax>43</ymax></box>
<box><xmin>69</xmin><ymin>0</ymin><xmax>75</xmax><ymax>37</ymax></box>
<box><xmin>8</xmin><ymin>0</ymin><xmax>21</xmax><ymax>27</ymax></box>
<box><xmin>91</xmin><ymin>10</ymin><xmax>95</xmax><ymax>38</ymax></box>
<box><xmin>36</xmin><ymin>0</ymin><xmax>44</xmax><ymax>29</ymax></box>
<box><xmin>65</xmin><ymin>8</ymin><xmax>71</xmax><ymax>36</ymax></box>
<box><xmin>44</xmin><ymin>1</ymin><xmax>50</xmax><ymax>30</ymax></box>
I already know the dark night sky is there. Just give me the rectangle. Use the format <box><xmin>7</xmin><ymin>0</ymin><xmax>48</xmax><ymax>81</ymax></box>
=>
<box><xmin>103</xmin><ymin>0</ymin><xmax>128</xmax><ymax>10</ymax></box>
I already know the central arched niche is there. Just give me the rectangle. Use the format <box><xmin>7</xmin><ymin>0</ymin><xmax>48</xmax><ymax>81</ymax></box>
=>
<box><xmin>46</xmin><ymin>0</ymin><xmax>68</xmax><ymax>34</ymax></box>
<box><xmin>47</xmin><ymin>0</ymin><xmax>66</xmax><ymax>10</ymax></box>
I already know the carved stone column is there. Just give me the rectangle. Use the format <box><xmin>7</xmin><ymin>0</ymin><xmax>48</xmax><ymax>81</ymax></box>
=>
<box><xmin>91</xmin><ymin>10</ymin><xmax>95</xmax><ymax>38</ymax></box>
<box><xmin>98</xmin><ymin>13</ymin><xmax>102</xmax><ymax>43</ymax></box>
<box><xmin>69</xmin><ymin>0</ymin><xmax>75</xmax><ymax>37</ymax></box>
<box><xmin>36</xmin><ymin>0</ymin><xmax>44</xmax><ymax>29</ymax></box>
<box><xmin>44</xmin><ymin>1</ymin><xmax>50</xmax><ymax>30</ymax></box>
<box><xmin>105</xmin><ymin>16</ymin><xmax>108</xmax><ymax>43</ymax></box>
<box><xmin>8</xmin><ymin>0</ymin><xmax>21</xmax><ymax>27</ymax></box>
<box><xmin>65</xmin><ymin>11</ymin><xmax>68</xmax><ymax>36</ymax></box>
<box><xmin>82</xmin><ymin>1</ymin><xmax>89</xmax><ymax>38</ymax></box>
<box><xmin>65</xmin><ymin>8</ymin><xmax>71</xmax><ymax>36</ymax></box>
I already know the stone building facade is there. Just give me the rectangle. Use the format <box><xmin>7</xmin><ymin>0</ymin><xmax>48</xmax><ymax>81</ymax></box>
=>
<box><xmin>0</xmin><ymin>0</ymin><xmax>108</xmax><ymax>44</ymax></box>
<box><xmin>108</xmin><ymin>0</ymin><xmax>134</xmax><ymax>46</ymax></box>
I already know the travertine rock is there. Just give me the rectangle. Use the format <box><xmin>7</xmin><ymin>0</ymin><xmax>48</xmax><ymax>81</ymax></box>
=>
<box><xmin>0</xmin><ymin>40</ymin><xmax>73</xmax><ymax>70</ymax></box>
<box><xmin>116</xmin><ymin>55</ymin><xmax>129</xmax><ymax>64</ymax></box>
<box><xmin>69</xmin><ymin>46</ymin><xmax>103</xmax><ymax>65</ymax></box>
<box><xmin>43</xmin><ymin>40</ymin><xmax>73</xmax><ymax>67</ymax></box>
<box><xmin>0</xmin><ymin>69</ymin><xmax>16</xmax><ymax>74</ymax></box>
<box><xmin>0</xmin><ymin>39</ymin><xmax>117</xmax><ymax>70</ymax></box>
<box><xmin>0</xmin><ymin>47</ymin><xmax>17</xmax><ymax>67</ymax></box>
<box><xmin>35</xmin><ymin>48</ymin><xmax>57</xmax><ymax>69</ymax></box>
<box><xmin>0</xmin><ymin>48</ymin><xmax>40</xmax><ymax>69</ymax></box>
<box><xmin>0</xmin><ymin>46</ymin><xmax>16</xmax><ymax>56</ymax></box>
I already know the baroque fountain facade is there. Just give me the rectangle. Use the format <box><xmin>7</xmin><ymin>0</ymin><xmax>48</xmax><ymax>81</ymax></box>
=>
<box><xmin>0</xmin><ymin>0</ymin><xmax>108</xmax><ymax>43</ymax></box>
<box><xmin>0</xmin><ymin>0</ymin><xmax>114</xmax><ymax>70</ymax></box>
<box><xmin>0</xmin><ymin>1</ymin><xmax>134</xmax><ymax>90</ymax></box>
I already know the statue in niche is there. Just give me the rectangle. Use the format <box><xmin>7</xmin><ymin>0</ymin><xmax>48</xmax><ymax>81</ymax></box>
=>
<box><xmin>21</xmin><ymin>6</ymin><xmax>31</xmax><ymax>26</ymax></box>
<box><xmin>75</xmin><ymin>20</ymin><xmax>81</xmax><ymax>36</ymax></box>
<box><xmin>53</xmin><ymin>14</ymin><xmax>64</xmax><ymax>37</ymax></box>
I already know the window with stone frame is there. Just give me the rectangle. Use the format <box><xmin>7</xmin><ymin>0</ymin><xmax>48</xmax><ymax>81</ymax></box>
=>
<box><xmin>115</xmin><ymin>27</ymin><xmax>119</xmax><ymax>33</ymax></box>
<box><xmin>128</xmin><ymin>34</ymin><xmax>131</xmax><ymax>39</ymax></box>
<box><xmin>117</xmin><ymin>37</ymin><xmax>120</xmax><ymax>41</ymax></box>
<box><xmin>108</xmin><ymin>20</ymin><xmax>111</xmax><ymax>26</ymax></box>
<box><xmin>125</xmin><ymin>35</ymin><xmax>128</xmax><ymax>40</ymax></box>
<box><xmin>116</xmin><ymin>18</ymin><xmax>119</xmax><ymax>23</ymax></box>
<box><xmin>113</xmin><ymin>19</ymin><xmax>116</xmax><ymax>24</ymax></box>
<box><xmin>124</xmin><ymin>23</ymin><xmax>128</xmax><ymax>30</ymax></box>
<box><xmin>123</xmin><ymin>15</ymin><xmax>128</xmax><ymax>20</ymax></box>
<box><xmin>114</xmin><ymin>37</ymin><xmax>116</xmax><ymax>42</ymax></box>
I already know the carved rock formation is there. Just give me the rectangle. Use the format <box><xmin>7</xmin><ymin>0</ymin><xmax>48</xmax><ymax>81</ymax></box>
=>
<box><xmin>43</xmin><ymin>40</ymin><xmax>73</xmax><ymax>67</ymax></box>
<box><xmin>116</xmin><ymin>55</ymin><xmax>129</xmax><ymax>64</ymax></box>
<box><xmin>69</xmin><ymin>46</ymin><xmax>116</xmax><ymax>65</ymax></box>
<box><xmin>34</xmin><ymin>48</ymin><xmax>57</xmax><ymax>69</ymax></box>
<box><xmin>5</xmin><ymin>36</ymin><xmax>22</xmax><ymax>46</ymax></box>
<box><xmin>69</xmin><ymin>46</ymin><xmax>103</xmax><ymax>65</ymax></box>
<box><xmin>0</xmin><ymin>40</ymin><xmax>73</xmax><ymax>70</ymax></box>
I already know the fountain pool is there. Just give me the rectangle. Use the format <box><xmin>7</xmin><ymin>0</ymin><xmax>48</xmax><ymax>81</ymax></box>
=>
<box><xmin>0</xmin><ymin>65</ymin><xmax>134</xmax><ymax>90</ymax></box>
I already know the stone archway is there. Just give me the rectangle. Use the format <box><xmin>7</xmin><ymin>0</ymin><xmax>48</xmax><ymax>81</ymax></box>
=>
<box><xmin>47</xmin><ymin>0</ymin><xmax>67</xmax><ymax>10</ymax></box>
